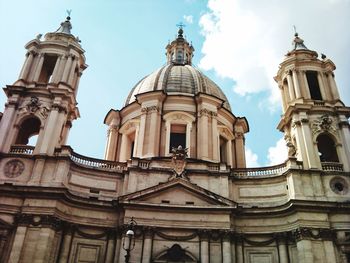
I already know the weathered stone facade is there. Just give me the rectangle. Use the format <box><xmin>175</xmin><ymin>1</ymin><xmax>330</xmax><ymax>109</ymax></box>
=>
<box><xmin>0</xmin><ymin>18</ymin><xmax>349</xmax><ymax>263</ymax></box>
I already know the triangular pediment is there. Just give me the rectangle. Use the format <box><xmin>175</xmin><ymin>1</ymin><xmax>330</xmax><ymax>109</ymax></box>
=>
<box><xmin>119</xmin><ymin>178</ymin><xmax>236</xmax><ymax>207</ymax></box>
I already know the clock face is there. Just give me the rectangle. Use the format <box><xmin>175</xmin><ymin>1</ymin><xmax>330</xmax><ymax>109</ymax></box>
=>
<box><xmin>4</xmin><ymin>159</ymin><xmax>25</xmax><ymax>178</ymax></box>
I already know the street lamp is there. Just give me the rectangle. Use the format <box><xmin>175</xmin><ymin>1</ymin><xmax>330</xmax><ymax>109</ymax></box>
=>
<box><xmin>122</xmin><ymin>217</ymin><xmax>136</xmax><ymax>263</ymax></box>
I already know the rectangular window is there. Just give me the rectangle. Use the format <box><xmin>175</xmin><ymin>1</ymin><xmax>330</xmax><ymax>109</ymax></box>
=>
<box><xmin>306</xmin><ymin>71</ymin><xmax>322</xmax><ymax>100</ymax></box>
<box><xmin>169</xmin><ymin>124</ymin><xmax>186</xmax><ymax>151</ymax></box>
<box><xmin>220</xmin><ymin>136</ymin><xmax>227</xmax><ymax>163</ymax></box>
<box><xmin>38</xmin><ymin>55</ymin><xmax>58</xmax><ymax>83</ymax></box>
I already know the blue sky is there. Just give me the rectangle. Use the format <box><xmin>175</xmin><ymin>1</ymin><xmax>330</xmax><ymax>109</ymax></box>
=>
<box><xmin>0</xmin><ymin>0</ymin><xmax>349</xmax><ymax>167</ymax></box>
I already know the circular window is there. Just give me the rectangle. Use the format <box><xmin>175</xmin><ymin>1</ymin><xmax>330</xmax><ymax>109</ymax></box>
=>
<box><xmin>330</xmin><ymin>177</ymin><xmax>348</xmax><ymax>195</ymax></box>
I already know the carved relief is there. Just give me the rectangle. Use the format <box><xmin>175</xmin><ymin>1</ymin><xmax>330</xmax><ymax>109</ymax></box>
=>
<box><xmin>284</xmin><ymin>135</ymin><xmax>296</xmax><ymax>157</ymax></box>
<box><xmin>19</xmin><ymin>96</ymin><xmax>50</xmax><ymax>119</ymax></box>
<box><xmin>4</xmin><ymin>159</ymin><xmax>25</xmax><ymax>178</ymax></box>
<box><xmin>141</xmin><ymin>105</ymin><xmax>159</xmax><ymax>114</ymax></box>
<box><xmin>170</xmin><ymin>145</ymin><xmax>188</xmax><ymax>179</ymax></box>
<box><xmin>311</xmin><ymin>114</ymin><xmax>336</xmax><ymax>135</ymax></box>
<box><xmin>199</xmin><ymin>108</ymin><xmax>217</xmax><ymax>118</ymax></box>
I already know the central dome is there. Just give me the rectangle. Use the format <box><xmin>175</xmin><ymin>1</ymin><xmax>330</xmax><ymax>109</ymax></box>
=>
<box><xmin>124</xmin><ymin>64</ymin><xmax>231</xmax><ymax>111</ymax></box>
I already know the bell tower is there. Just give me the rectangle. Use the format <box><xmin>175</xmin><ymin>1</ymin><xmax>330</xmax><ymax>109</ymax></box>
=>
<box><xmin>0</xmin><ymin>15</ymin><xmax>87</xmax><ymax>155</ymax></box>
<box><xmin>275</xmin><ymin>32</ymin><xmax>350</xmax><ymax>171</ymax></box>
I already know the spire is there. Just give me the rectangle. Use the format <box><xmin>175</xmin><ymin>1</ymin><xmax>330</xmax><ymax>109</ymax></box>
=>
<box><xmin>292</xmin><ymin>32</ymin><xmax>308</xmax><ymax>50</ymax></box>
<box><xmin>55</xmin><ymin>11</ymin><xmax>73</xmax><ymax>35</ymax></box>
<box><xmin>165</xmin><ymin>24</ymin><xmax>194</xmax><ymax>65</ymax></box>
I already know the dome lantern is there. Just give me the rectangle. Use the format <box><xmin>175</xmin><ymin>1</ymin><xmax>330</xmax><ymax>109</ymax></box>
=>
<box><xmin>166</xmin><ymin>25</ymin><xmax>194</xmax><ymax>65</ymax></box>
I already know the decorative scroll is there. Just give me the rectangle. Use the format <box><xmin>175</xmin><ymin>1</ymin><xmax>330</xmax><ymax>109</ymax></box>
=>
<box><xmin>311</xmin><ymin>114</ymin><xmax>336</xmax><ymax>136</ymax></box>
<box><xmin>199</xmin><ymin>108</ymin><xmax>217</xmax><ymax>118</ymax></box>
<box><xmin>18</xmin><ymin>96</ymin><xmax>50</xmax><ymax>119</ymax></box>
<box><xmin>141</xmin><ymin>105</ymin><xmax>159</xmax><ymax>114</ymax></box>
<box><xmin>292</xmin><ymin>227</ymin><xmax>335</xmax><ymax>241</ymax></box>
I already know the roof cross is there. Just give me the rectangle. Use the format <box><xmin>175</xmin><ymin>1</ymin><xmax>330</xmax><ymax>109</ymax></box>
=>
<box><xmin>176</xmin><ymin>22</ymin><xmax>186</xmax><ymax>30</ymax></box>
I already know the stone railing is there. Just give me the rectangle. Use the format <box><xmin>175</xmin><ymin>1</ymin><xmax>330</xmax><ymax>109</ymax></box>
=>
<box><xmin>69</xmin><ymin>151</ymin><xmax>127</xmax><ymax>172</ymax></box>
<box><xmin>232</xmin><ymin>162</ymin><xmax>288</xmax><ymax>177</ymax></box>
<box><xmin>321</xmin><ymin>162</ymin><xmax>343</xmax><ymax>172</ymax></box>
<box><xmin>9</xmin><ymin>145</ymin><xmax>35</xmax><ymax>155</ymax></box>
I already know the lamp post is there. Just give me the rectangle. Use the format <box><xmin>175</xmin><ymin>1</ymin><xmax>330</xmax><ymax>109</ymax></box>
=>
<box><xmin>123</xmin><ymin>217</ymin><xmax>136</xmax><ymax>263</ymax></box>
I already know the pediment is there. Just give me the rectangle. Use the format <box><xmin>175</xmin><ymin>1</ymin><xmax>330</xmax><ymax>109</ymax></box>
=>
<box><xmin>119</xmin><ymin>178</ymin><xmax>236</xmax><ymax>207</ymax></box>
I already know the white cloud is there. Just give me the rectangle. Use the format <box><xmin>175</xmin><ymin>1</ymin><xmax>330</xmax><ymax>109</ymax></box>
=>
<box><xmin>245</xmin><ymin>147</ymin><xmax>260</xmax><ymax>167</ymax></box>
<box><xmin>267</xmin><ymin>138</ymin><xmax>288</xmax><ymax>165</ymax></box>
<box><xmin>183</xmin><ymin>15</ymin><xmax>193</xmax><ymax>24</ymax></box>
<box><xmin>199</xmin><ymin>0</ymin><xmax>350</xmax><ymax>110</ymax></box>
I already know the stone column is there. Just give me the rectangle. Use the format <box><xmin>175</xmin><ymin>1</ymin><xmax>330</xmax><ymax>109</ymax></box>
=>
<box><xmin>58</xmin><ymin>226</ymin><xmax>74</xmax><ymax>263</ymax></box>
<box><xmin>296</xmin><ymin>239</ymin><xmax>314</xmax><ymax>263</ymax></box>
<box><xmin>279</xmin><ymin>85</ymin><xmax>287</xmax><ymax>112</ymax></box>
<box><xmin>186</xmin><ymin>123</ymin><xmax>192</xmax><ymax>157</ymax></box>
<box><xmin>222</xmin><ymin>233</ymin><xmax>232</xmax><ymax>263</ymax></box>
<box><xmin>302</xmin><ymin>71</ymin><xmax>311</xmax><ymax>98</ymax></box>
<box><xmin>33</xmin><ymin>54</ymin><xmax>45</xmax><ymax>82</ymax></box>
<box><xmin>227</xmin><ymin>140</ymin><xmax>233</xmax><ymax>167</ymax></box>
<box><xmin>38</xmin><ymin>104</ymin><xmax>66</xmax><ymax>155</ymax></box>
<box><xmin>19</xmin><ymin>51</ymin><xmax>35</xmax><ymax>80</ymax></box>
<box><xmin>339</xmin><ymin>120</ymin><xmax>350</xmax><ymax>171</ymax></box>
<box><xmin>199</xmin><ymin>231</ymin><xmax>210</xmax><ymax>263</ymax></box>
<box><xmin>323</xmin><ymin>241</ymin><xmax>337</xmax><ymax>263</ymax></box>
<box><xmin>328</xmin><ymin>72</ymin><xmax>340</xmax><ymax>100</ymax></box>
<box><xmin>317</xmin><ymin>72</ymin><xmax>327</xmax><ymax>100</ymax></box>
<box><xmin>33</xmin><ymin>227</ymin><xmax>56</xmax><ymax>262</ymax></box>
<box><xmin>230</xmin><ymin>239</ymin><xmax>236</xmax><ymax>263</ymax></box>
<box><xmin>199</xmin><ymin>109</ymin><xmax>209</xmax><ymax>159</ymax></box>
<box><xmin>145</xmin><ymin>106</ymin><xmax>161</xmax><ymax>156</ymax></box>
<box><xmin>300</xmin><ymin>118</ymin><xmax>319</xmax><ymax>169</ymax></box>
<box><xmin>60</xmin><ymin>120</ymin><xmax>72</xmax><ymax>146</ymax></box>
<box><xmin>68</xmin><ymin>58</ymin><xmax>77</xmax><ymax>86</ymax></box>
<box><xmin>276</xmin><ymin>234</ymin><xmax>289</xmax><ymax>263</ymax></box>
<box><xmin>74</xmin><ymin>72</ymin><xmax>83</xmax><ymax>96</ymax></box>
<box><xmin>235</xmin><ymin>236</ymin><xmax>244</xmax><ymax>263</ymax></box>
<box><xmin>292</xmin><ymin>70</ymin><xmax>302</xmax><ymax>98</ymax></box>
<box><xmin>235</xmin><ymin>132</ymin><xmax>245</xmax><ymax>168</ymax></box>
<box><xmin>0</xmin><ymin>100</ymin><xmax>18</xmax><ymax>152</ymax></box>
<box><xmin>113</xmin><ymin>231</ymin><xmax>122</xmax><ymax>263</ymax></box>
<box><xmin>136</xmin><ymin>112</ymin><xmax>146</xmax><ymax>157</ymax></box>
<box><xmin>51</xmin><ymin>55</ymin><xmax>62</xmax><ymax>83</ymax></box>
<box><xmin>141</xmin><ymin>228</ymin><xmax>154</xmax><ymax>263</ymax></box>
<box><xmin>119</xmin><ymin>133</ymin><xmax>129</xmax><ymax>162</ymax></box>
<box><xmin>105</xmin><ymin>125</ymin><xmax>119</xmax><ymax>161</ymax></box>
<box><xmin>286</xmin><ymin>71</ymin><xmax>295</xmax><ymax>101</ymax></box>
<box><xmin>212</xmin><ymin>113</ymin><xmax>219</xmax><ymax>162</ymax></box>
<box><xmin>56</xmin><ymin>55</ymin><xmax>67</xmax><ymax>82</ymax></box>
<box><xmin>105</xmin><ymin>231</ymin><xmax>116</xmax><ymax>263</ymax></box>
<box><xmin>8</xmin><ymin>226</ymin><xmax>27</xmax><ymax>263</ymax></box>
<box><xmin>62</xmin><ymin>55</ymin><xmax>73</xmax><ymax>83</ymax></box>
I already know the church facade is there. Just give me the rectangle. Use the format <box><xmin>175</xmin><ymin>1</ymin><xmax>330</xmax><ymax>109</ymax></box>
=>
<box><xmin>0</xmin><ymin>16</ymin><xmax>349</xmax><ymax>263</ymax></box>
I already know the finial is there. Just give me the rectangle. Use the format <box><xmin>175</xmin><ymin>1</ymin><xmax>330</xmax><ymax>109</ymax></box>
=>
<box><xmin>291</xmin><ymin>26</ymin><xmax>308</xmax><ymax>51</ymax></box>
<box><xmin>176</xmin><ymin>22</ymin><xmax>186</xmax><ymax>38</ymax></box>
<box><xmin>66</xmin><ymin>9</ymin><xmax>72</xmax><ymax>20</ymax></box>
<box><xmin>293</xmin><ymin>25</ymin><xmax>298</xmax><ymax>37</ymax></box>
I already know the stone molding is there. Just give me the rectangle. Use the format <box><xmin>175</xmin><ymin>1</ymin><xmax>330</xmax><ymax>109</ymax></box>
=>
<box><xmin>198</xmin><ymin>108</ymin><xmax>217</xmax><ymax>118</ymax></box>
<box><xmin>141</xmin><ymin>105</ymin><xmax>160</xmax><ymax>114</ymax></box>
<box><xmin>292</xmin><ymin>227</ymin><xmax>335</xmax><ymax>241</ymax></box>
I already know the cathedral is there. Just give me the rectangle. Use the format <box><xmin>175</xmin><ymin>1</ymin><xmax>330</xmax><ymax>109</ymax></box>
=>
<box><xmin>0</xmin><ymin>15</ymin><xmax>349</xmax><ymax>263</ymax></box>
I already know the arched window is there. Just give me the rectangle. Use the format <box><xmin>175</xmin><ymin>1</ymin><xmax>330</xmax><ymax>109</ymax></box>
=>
<box><xmin>317</xmin><ymin>134</ymin><xmax>339</xmax><ymax>162</ymax></box>
<box><xmin>15</xmin><ymin>117</ymin><xmax>41</xmax><ymax>145</ymax></box>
